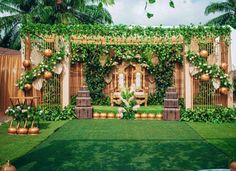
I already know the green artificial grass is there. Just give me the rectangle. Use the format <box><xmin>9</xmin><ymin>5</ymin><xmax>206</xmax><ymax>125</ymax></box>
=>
<box><xmin>12</xmin><ymin>120</ymin><xmax>236</xmax><ymax>170</ymax></box>
<box><xmin>187</xmin><ymin>122</ymin><xmax>236</xmax><ymax>158</ymax></box>
<box><xmin>93</xmin><ymin>105</ymin><xmax>163</xmax><ymax>114</ymax></box>
<box><xmin>0</xmin><ymin>121</ymin><xmax>67</xmax><ymax>165</ymax></box>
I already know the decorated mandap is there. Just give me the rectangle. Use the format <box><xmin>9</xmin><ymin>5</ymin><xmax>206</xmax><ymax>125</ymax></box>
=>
<box><xmin>14</xmin><ymin>24</ymin><xmax>234</xmax><ymax>121</ymax></box>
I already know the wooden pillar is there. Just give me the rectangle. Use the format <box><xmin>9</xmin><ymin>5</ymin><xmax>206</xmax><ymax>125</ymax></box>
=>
<box><xmin>184</xmin><ymin>39</ymin><xmax>199</xmax><ymax>109</ymax></box>
<box><xmin>24</xmin><ymin>34</ymin><xmax>33</xmax><ymax>97</ymax></box>
<box><xmin>227</xmin><ymin>31</ymin><xmax>233</xmax><ymax>108</ymax></box>
<box><xmin>62</xmin><ymin>57</ymin><xmax>70</xmax><ymax>107</ymax></box>
<box><xmin>62</xmin><ymin>42</ymin><xmax>70</xmax><ymax>107</ymax></box>
<box><xmin>183</xmin><ymin>44</ymin><xmax>192</xmax><ymax>109</ymax></box>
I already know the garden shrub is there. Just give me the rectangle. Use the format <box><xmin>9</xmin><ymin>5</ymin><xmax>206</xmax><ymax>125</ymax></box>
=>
<box><xmin>181</xmin><ymin>107</ymin><xmax>236</xmax><ymax>123</ymax></box>
<box><xmin>41</xmin><ymin>105</ymin><xmax>76</xmax><ymax>121</ymax></box>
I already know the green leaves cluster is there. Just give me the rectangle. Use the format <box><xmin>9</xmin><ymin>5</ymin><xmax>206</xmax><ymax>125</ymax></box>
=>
<box><xmin>17</xmin><ymin>49</ymin><xmax>65</xmax><ymax>90</ymax></box>
<box><xmin>71</xmin><ymin>43</ymin><xmax>183</xmax><ymax>104</ymax></box>
<box><xmin>20</xmin><ymin>24</ymin><xmax>231</xmax><ymax>45</ymax></box>
<box><xmin>187</xmin><ymin>51</ymin><xmax>232</xmax><ymax>88</ymax></box>
<box><xmin>181</xmin><ymin>107</ymin><xmax>236</xmax><ymax>123</ymax></box>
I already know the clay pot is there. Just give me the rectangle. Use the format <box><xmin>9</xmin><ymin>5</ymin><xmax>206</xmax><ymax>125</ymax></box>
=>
<box><xmin>199</xmin><ymin>50</ymin><xmax>208</xmax><ymax>58</ymax></box>
<box><xmin>28</xmin><ymin>127</ymin><xmax>39</xmax><ymax>135</ymax></box>
<box><xmin>148</xmin><ymin>113</ymin><xmax>155</xmax><ymax>120</ymax></box>
<box><xmin>44</xmin><ymin>71</ymin><xmax>53</xmax><ymax>80</ymax></box>
<box><xmin>219</xmin><ymin>87</ymin><xmax>229</xmax><ymax>95</ymax></box>
<box><xmin>100</xmin><ymin>113</ymin><xmax>107</xmax><ymax>119</ymax></box>
<box><xmin>107</xmin><ymin>113</ymin><xmax>114</xmax><ymax>119</ymax></box>
<box><xmin>201</xmin><ymin>74</ymin><xmax>210</xmax><ymax>81</ymax></box>
<box><xmin>135</xmin><ymin>113</ymin><xmax>141</xmax><ymax>119</ymax></box>
<box><xmin>43</xmin><ymin>49</ymin><xmax>53</xmax><ymax>57</ymax></box>
<box><xmin>1</xmin><ymin>161</ymin><xmax>16</xmax><ymax>171</ymax></box>
<box><xmin>23</xmin><ymin>60</ymin><xmax>31</xmax><ymax>68</ymax></box>
<box><xmin>220</xmin><ymin>63</ymin><xmax>228</xmax><ymax>71</ymax></box>
<box><xmin>8</xmin><ymin>127</ymin><xmax>17</xmax><ymax>134</ymax></box>
<box><xmin>116</xmin><ymin>113</ymin><xmax>121</xmax><ymax>119</ymax></box>
<box><xmin>24</xmin><ymin>84</ymin><xmax>32</xmax><ymax>91</ymax></box>
<box><xmin>156</xmin><ymin>113</ymin><xmax>163</xmax><ymax>120</ymax></box>
<box><xmin>93</xmin><ymin>113</ymin><xmax>100</xmax><ymax>119</ymax></box>
<box><xmin>17</xmin><ymin>128</ymin><xmax>28</xmax><ymax>134</ymax></box>
<box><xmin>140</xmin><ymin>113</ymin><xmax>148</xmax><ymax>120</ymax></box>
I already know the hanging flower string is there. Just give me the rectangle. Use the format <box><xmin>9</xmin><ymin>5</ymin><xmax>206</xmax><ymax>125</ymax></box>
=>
<box><xmin>17</xmin><ymin>48</ymin><xmax>65</xmax><ymax>90</ymax></box>
<box><xmin>186</xmin><ymin>51</ymin><xmax>232</xmax><ymax>88</ymax></box>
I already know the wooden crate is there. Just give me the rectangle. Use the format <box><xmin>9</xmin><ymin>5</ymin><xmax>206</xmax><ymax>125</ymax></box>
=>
<box><xmin>75</xmin><ymin>107</ymin><xmax>93</xmax><ymax>119</ymax></box>
<box><xmin>163</xmin><ymin>108</ymin><xmax>180</xmax><ymax>120</ymax></box>
<box><xmin>164</xmin><ymin>99</ymin><xmax>179</xmax><ymax>108</ymax></box>
<box><xmin>76</xmin><ymin>97</ymin><xmax>91</xmax><ymax>107</ymax></box>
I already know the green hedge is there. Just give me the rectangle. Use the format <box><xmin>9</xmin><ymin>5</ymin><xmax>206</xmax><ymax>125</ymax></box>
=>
<box><xmin>41</xmin><ymin>105</ymin><xmax>76</xmax><ymax>121</ymax></box>
<box><xmin>181</xmin><ymin>107</ymin><xmax>236</xmax><ymax>123</ymax></box>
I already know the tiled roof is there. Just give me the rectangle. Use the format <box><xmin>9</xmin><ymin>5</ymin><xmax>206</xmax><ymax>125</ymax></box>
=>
<box><xmin>0</xmin><ymin>47</ymin><xmax>20</xmax><ymax>56</ymax></box>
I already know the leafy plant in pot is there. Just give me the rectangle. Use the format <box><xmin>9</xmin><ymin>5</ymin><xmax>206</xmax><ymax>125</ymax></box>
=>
<box><xmin>28</xmin><ymin>107</ymin><xmax>42</xmax><ymax>135</ymax></box>
<box><xmin>118</xmin><ymin>85</ymin><xmax>140</xmax><ymax>120</ymax></box>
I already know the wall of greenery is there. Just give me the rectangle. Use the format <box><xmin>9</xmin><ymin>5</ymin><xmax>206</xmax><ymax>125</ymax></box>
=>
<box><xmin>18</xmin><ymin>24</ymin><xmax>232</xmax><ymax>105</ymax></box>
<box><xmin>71</xmin><ymin>43</ymin><xmax>183</xmax><ymax>104</ymax></box>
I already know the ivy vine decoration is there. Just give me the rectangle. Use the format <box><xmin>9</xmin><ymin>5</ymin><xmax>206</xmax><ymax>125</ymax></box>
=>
<box><xmin>17</xmin><ymin>49</ymin><xmax>65</xmax><ymax>90</ymax></box>
<box><xmin>21</xmin><ymin>24</ymin><xmax>231</xmax><ymax>45</ymax></box>
<box><xmin>186</xmin><ymin>51</ymin><xmax>232</xmax><ymax>89</ymax></box>
<box><xmin>71</xmin><ymin>43</ymin><xmax>183</xmax><ymax>105</ymax></box>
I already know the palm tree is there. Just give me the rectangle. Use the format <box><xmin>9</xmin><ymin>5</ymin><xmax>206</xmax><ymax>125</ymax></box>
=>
<box><xmin>0</xmin><ymin>0</ymin><xmax>114</xmax><ymax>49</ymax></box>
<box><xmin>205</xmin><ymin>0</ymin><xmax>236</xmax><ymax>29</ymax></box>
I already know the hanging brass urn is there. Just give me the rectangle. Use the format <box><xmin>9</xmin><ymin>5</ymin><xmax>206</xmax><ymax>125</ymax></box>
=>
<box><xmin>199</xmin><ymin>50</ymin><xmax>208</xmax><ymax>58</ymax></box>
<box><xmin>43</xmin><ymin>49</ymin><xmax>53</xmax><ymax>57</ymax></box>
<box><xmin>201</xmin><ymin>74</ymin><xmax>210</xmax><ymax>81</ymax></box>
<box><xmin>23</xmin><ymin>60</ymin><xmax>31</xmax><ymax>68</ymax></box>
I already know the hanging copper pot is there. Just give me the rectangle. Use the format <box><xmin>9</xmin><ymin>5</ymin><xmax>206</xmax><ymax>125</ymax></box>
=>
<box><xmin>23</xmin><ymin>59</ymin><xmax>31</xmax><ymax>68</ymax></box>
<box><xmin>201</xmin><ymin>74</ymin><xmax>210</xmax><ymax>81</ymax></box>
<box><xmin>107</xmin><ymin>113</ymin><xmax>114</xmax><ymax>119</ymax></box>
<box><xmin>1</xmin><ymin>160</ymin><xmax>16</xmax><ymax>171</ymax></box>
<box><xmin>17</xmin><ymin>128</ymin><xmax>28</xmax><ymax>134</ymax></box>
<box><xmin>24</xmin><ymin>84</ymin><xmax>32</xmax><ymax>91</ymax></box>
<box><xmin>43</xmin><ymin>49</ymin><xmax>53</xmax><ymax>57</ymax></box>
<box><xmin>28</xmin><ymin>127</ymin><xmax>40</xmax><ymax>135</ymax></box>
<box><xmin>44</xmin><ymin>71</ymin><xmax>53</xmax><ymax>80</ymax></box>
<box><xmin>220</xmin><ymin>63</ymin><xmax>228</xmax><ymax>71</ymax></box>
<box><xmin>200</xmin><ymin>50</ymin><xmax>208</xmax><ymax>58</ymax></box>
<box><xmin>8</xmin><ymin>127</ymin><xmax>17</xmax><ymax>134</ymax></box>
<box><xmin>219</xmin><ymin>87</ymin><xmax>229</xmax><ymax>95</ymax></box>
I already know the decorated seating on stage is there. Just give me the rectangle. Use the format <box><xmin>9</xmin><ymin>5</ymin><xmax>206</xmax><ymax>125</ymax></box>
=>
<box><xmin>110</xmin><ymin>62</ymin><xmax>148</xmax><ymax>106</ymax></box>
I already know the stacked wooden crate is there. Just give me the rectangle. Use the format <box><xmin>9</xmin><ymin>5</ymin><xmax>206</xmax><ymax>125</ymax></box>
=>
<box><xmin>75</xmin><ymin>86</ymin><xmax>93</xmax><ymax>119</ymax></box>
<box><xmin>163</xmin><ymin>87</ymin><xmax>180</xmax><ymax>120</ymax></box>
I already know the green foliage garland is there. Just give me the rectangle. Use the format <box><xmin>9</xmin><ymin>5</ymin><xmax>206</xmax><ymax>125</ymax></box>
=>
<box><xmin>187</xmin><ymin>51</ymin><xmax>232</xmax><ymax>88</ymax></box>
<box><xmin>71</xmin><ymin>43</ymin><xmax>183</xmax><ymax>104</ymax></box>
<box><xmin>17</xmin><ymin>49</ymin><xmax>65</xmax><ymax>90</ymax></box>
<box><xmin>18</xmin><ymin>24</ymin><xmax>232</xmax><ymax>104</ymax></box>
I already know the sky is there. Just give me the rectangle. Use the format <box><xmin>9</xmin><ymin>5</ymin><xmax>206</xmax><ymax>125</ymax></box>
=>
<box><xmin>106</xmin><ymin>0</ymin><xmax>219</xmax><ymax>26</ymax></box>
<box><xmin>106</xmin><ymin>0</ymin><xmax>236</xmax><ymax>68</ymax></box>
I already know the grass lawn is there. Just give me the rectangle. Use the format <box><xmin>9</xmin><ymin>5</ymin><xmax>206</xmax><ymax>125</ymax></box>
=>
<box><xmin>0</xmin><ymin>121</ymin><xmax>68</xmax><ymax>165</ymax></box>
<box><xmin>93</xmin><ymin>105</ymin><xmax>163</xmax><ymax>114</ymax></box>
<box><xmin>9</xmin><ymin>120</ymin><xmax>236</xmax><ymax>171</ymax></box>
